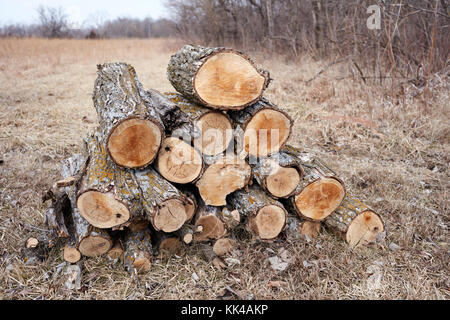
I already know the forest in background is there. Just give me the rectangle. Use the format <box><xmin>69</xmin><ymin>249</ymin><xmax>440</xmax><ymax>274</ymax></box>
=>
<box><xmin>1</xmin><ymin>1</ymin><xmax>449</xmax><ymax>88</ymax></box>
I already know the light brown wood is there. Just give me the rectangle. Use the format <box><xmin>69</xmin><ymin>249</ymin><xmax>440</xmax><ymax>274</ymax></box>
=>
<box><xmin>294</xmin><ymin>177</ymin><xmax>345</xmax><ymax>221</ymax></box>
<box><xmin>156</xmin><ymin>137</ymin><xmax>203</xmax><ymax>184</ymax></box>
<box><xmin>164</xmin><ymin>92</ymin><xmax>234</xmax><ymax>156</ymax></box>
<box><xmin>266</xmin><ymin>166</ymin><xmax>300</xmax><ymax>197</ymax></box>
<box><xmin>196</xmin><ymin>154</ymin><xmax>251</xmax><ymax>206</ymax></box>
<box><xmin>230</xmin><ymin>99</ymin><xmax>293</xmax><ymax>158</ymax></box>
<box><xmin>229</xmin><ymin>184</ymin><xmax>287</xmax><ymax>240</ymax></box>
<box><xmin>194</xmin><ymin>201</ymin><xmax>227</xmax><ymax>242</ymax></box>
<box><xmin>63</xmin><ymin>244</ymin><xmax>81</xmax><ymax>263</ymax></box>
<box><xmin>77</xmin><ymin>191</ymin><xmax>130</xmax><ymax>229</ymax></box>
<box><xmin>195</xmin><ymin>52</ymin><xmax>267</xmax><ymax>108</ymax></box>
<box><xmin>325</xmin><ymin>195</ymin><xmax>385</xmax><ymax>248</ymax></box>
<box><xmin>107</xmin><ymin>118</ymin><xmax>162</xmax><ymax>169</ymax></box>
<box><xmin>244</xmin><ymin>109</ymin><xmax>292</xmax><ymax>157</ymax></box>
<box><xmin>78</xmin><ymin>231</ymin><xmax>112</xmax><ymax>257</ymax></box>
<box><xmin>167</xmin><ymin>45</ymin><xmax>269</xmax><ymax>110</ymax></box>
<box><xmin>213</xmin><ymin>238</ymin><xmax>237</xmax><ymax>256</ymax></box>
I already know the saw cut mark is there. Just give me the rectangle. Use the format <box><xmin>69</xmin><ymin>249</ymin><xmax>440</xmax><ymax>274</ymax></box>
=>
<box><xmin>194</xmin><ymin>52</ymin><xmax>266</xmax><ymax>108</ymax></box>
<box><xmin>196</xmin><ymin>156</ymin><xmax>251</xmax><ymax>206</ymax></box>
<box><xmin>108</xmin><ymin>118</ymin><xmax>162</xmax><ymax>168</ymax></box>
<box><xmin>77</xmin><ymin>191</ymin><xmax>130</xmax><ymax>228</ymax></box>
<box><xmin>295</xmin><ymin>177</ymin><xmax>345</xmax><ymax>220</ymax></box>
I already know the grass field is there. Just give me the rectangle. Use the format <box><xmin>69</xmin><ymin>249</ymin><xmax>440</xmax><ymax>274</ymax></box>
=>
<box><xmin>0</xmin><ymin>38</ymin><xmax>448</xmax><ymax>300</ymax></box>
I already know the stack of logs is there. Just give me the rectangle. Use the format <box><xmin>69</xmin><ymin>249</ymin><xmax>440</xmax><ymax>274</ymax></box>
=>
<box><xmin>28</xmin><ymin>45</ymin><xmax>385</xmax><ymax>278</ymax></box>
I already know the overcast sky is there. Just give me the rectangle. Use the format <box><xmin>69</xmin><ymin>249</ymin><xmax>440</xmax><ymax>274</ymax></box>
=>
<box><xmin>0</xmin><ymin>0</ymin><xmax>169</xmax><ymax>27</ymax></box>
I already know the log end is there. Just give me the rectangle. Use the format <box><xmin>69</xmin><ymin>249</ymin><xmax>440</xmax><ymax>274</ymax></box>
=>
<box><xmin>157</xmin><ymin>137</ymin><xmax>203</xmax><ymax>184</ymax></box>
<box><xmin>153</xmin><ymin>198</ymin><xmax>187</xmax><ymax>233</ymax></box>
<box><xmin>244</xmin><ymin>108</ymin><xmax>292</xmax><ymax>157</ymax></box>
<box><xmin>196</xmin><ymin>156</ymin><xmax>251</xmax><ymax>206</ymax></box>
<box><xmin>77</xmin><ymin>191</ymin><xmax>130</xmax><ymax>229</ymax></box>
<box><xmin>266</xmin><ymin>165</ymin><xmax>301</xmax><ymax>198</ymax></box>
<box><xmin>195</xmin><ymin>112</ymin><xmax>233</xmax><ymax>156</ymax></box>
<box><xmin>194</xmin><ymin>51</ymin><xmax>267</xmax><ymax>109</ymax></box>
<box><xmin>294</xmin><ymin>177</ymin><xmax>345</xmax><ymax>221</ymax></box>
<box><xmin>78</xmin><ymin>235</ymin><xmax>112</xmax><ymax>257</ymax></box>
<box><xmin>250</xmin><ymin>205</ymin><xmax>287</xmax><ymax>240</ymax></box>
<box><xmin>107</xmin><ymin>118</ymin><xmax>162</xmax><ymax>168</ymax></box>
<box><xmin>194</xmin><ymin>215</ymin><xmax>226</xmax><ymax>242</ymax></box>
<box><xmin>63</xmin><ymin>245</ymin><xmax>82</xmax><ymax>263</ymax></box>
<box><xmin>346</xmin><ymin>211</ymin><xmax>385</xmax><ymax>247</ymax></box>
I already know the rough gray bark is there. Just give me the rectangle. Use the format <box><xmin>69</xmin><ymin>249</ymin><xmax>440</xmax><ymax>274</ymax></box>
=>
<box><xmin>133</xmin><ymin>167</ymin><xmax>188</xmax><ymax>233</ymax></box>
<box><xmin>123</xmin><ymin>229</ymin><xmax>152</xmax><ymax>274</ymax></box>
<box><xmin>93</xmin><ymin>63</ymin><xmax>164</xmax><ymax>169</ymax></box>
<box><xmin>167</xmin><ymin>44</ymin><xmax>270</xmax><ymax>110</ymax></box>
<box><xmin>282</xmin><ymin>145</ymin><xmax>346</xmax><ymax>221</ymax></box>
<box><xmin>76</xmin><ymin>132</ymin><xmax>137</xmax><ymax>229</ymax></box>
<box><xmin>324</xmin><ymin>194</ymin><xmax>385</xmax><ymax>247</ymax></box>
<box><xmin>228</xmin><ymin>184</ymin><xmax>287</xmax><ymax>240</ymax></box>
<box><xmin>252</xmin><ymin>151</ymin><xmax>304</xmax><ymax>198</ymax></box>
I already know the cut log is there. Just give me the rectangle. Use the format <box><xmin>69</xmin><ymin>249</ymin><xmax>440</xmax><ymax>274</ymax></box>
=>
<box><xmin>193</xmin><ymin>200</ymin><xmax>227</xmax><ymax>242</ymax></box>
<box><xmin>107</xmin><ymin>231</ymin><xmax>124</xmax><ymax>260</ymax></box>
<box><xmin>76</xmin><ymin>132</ymin><xmax>133</xmax><ymax>229</ymax></box>
<box><xmin>155</xmin><ymin>136</ymin><xmax>203</xmax><ymax>184</ymax></box>
<box><xmin>134</xmin><ymin>167</ymin><xmax>188</xmax><ymax>233</ymax></box>
<box><xmin>176</xmin><ymin>224</ymin><xmax>201</xmax><ymax>244</ymax></box>
<box><xmin>252</xmin><ymin>152</ymin><xmax>303</xmax><ymax>198</ymax></box>
<box><xmin>283</xmin><ymin>146</ymin><xmax>346</xmax><ymax>221</ymax></box>
<box><xmin>167</xmin><ymin>45</ymin><xmax>270</xmax><ymax>110</ymax></box>
<box><xmin>67</xmin><ymin>183</ymin><xmax>113</xmax><ymax>257</ymax></box>
<box><xmin>123</xmin><ymin>229</ymin><xmax>152</xmax><ymax>274</ymax></box>
<box><xmin>164</xmin><ymin>92</ymin><xmax>234</xmax><ymax>156</ymax></box>
<box><xmin>93</xmin><ymin>63</ymin><xmax>164</xmax><ymax>169</ymax></box>
<box><xmin>152</xmin><ymin>231</ymin><xmax>182</xmax><ymax>258</ymax></box>
<box><xmin>199</xmin><ymin>243</ymin><xmax>227</xmax><ymax>269</ymax></box>
<box><xmin>230</xmin><ymin>98</ymin><xmax>293</xmax><ymax>158</ymax></box>
<box><xmin>228</xmin><ymin>184</ymin><xmax>287</xmax><ymax>240</ymax></box>
<box><xmin>285</xmin><ymin>216</ymin><xmax>321</xmax><ymax>240</ymax></box>
<box><xmin>324</xmin><ymin>195</ymin><xmax>385</xmax><ymax>248</ymax></box>
<box><xmin>213</xmin><ymin>238</ymin><xmax>237</xmax><ymax>256</ymax></box>
<box><xmin>22</xmin><ymin>235</ymin><xmax>52</xmax><ymax>265</ymax></box>
<box><xmin>196</xmin><ymin>154</ymin><xmax>252</xmax><ymax>206</ymax></box>
<box><xmin>63</xmin><ymin>242</ymin><xmax>81</xmax><ymax>263</ymax></box>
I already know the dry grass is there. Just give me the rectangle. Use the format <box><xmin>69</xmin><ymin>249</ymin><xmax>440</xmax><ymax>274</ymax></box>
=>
<box><xmin>0</xmin><ymin>38</ymin><xmax>448</xmax><ymax>300</ymax></box>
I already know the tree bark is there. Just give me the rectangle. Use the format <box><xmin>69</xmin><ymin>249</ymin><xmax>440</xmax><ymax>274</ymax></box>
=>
<box><xmin>164</xmin><ymin>92</ymin><xmax>234</xmax><ymax>156</ymax></box>
<box><xmin>123</xmin><ymin>229</ymin><xmax>152</xmax><ymax>274</ymax></box>
<box><xmin>193</xmin><ymin>199</ymin><xmax>228</xmax><ymax>242</ymax></box>
<box><xmin>252</xmin><ymin>151</ymin><xmax>304</xmax><ymax>198</ymax></box>
<box><xmin>324</xmin><ymin>194</ymin><xmax>385</xmax><ymax>248</ymax></box>
<box><xmin>282</xmin><ymin>145</ymin><xmax>346</xmax><ymax>221</ymax></box>
<box><xmin>134</xmin><ymin>167</ymin><xmax>188</xmax><ymax>233</ymax></box>
<box><xmin>228</xmin><ymin>184</ymin><xmax>287</xmax><ymax>240</ymax></box>
<box><xmin>167</xmin><ymin>44</ymin><xmax>270</xmax><ymax>110</ymax></box>
<box><xmin>230</xmin><ymin>98</ymin><xmax>293</xmax><ymax>158</ymax></box>
<box><xmin>93</xmin><ymin>63</ymin><xmax>164</xmax><ymax>169</ymax></box>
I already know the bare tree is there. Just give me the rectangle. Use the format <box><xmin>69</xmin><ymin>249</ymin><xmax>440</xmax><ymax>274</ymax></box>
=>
<box><xmin>37</xmin><ymin>6</ymin><xmax>69</xmax><ymax>38</ymax></box>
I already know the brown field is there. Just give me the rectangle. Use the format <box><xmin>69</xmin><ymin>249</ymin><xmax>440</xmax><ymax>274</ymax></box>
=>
<box><xmin>0</xmin><ymin>38</ymin><xmax>448</xmax><ymax>300</ymax></box>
